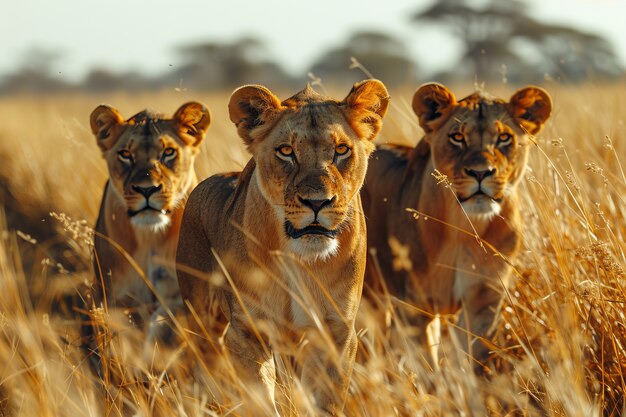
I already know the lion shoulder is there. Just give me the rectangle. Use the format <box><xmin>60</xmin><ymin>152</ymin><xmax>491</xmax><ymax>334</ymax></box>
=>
<box><xmin>376</xmin><ymin>143</ymin><xmax>414</xmax><ymax>159</ymax></box>
<box><xmin>366</xmin><ymin>141</ymin><xmax>431</xmax><ymax>191</ymax></box>
<box><xmin>186</xmin><ymin>170</ymin><xmax>241</xmax><ymax>220</ymax></box>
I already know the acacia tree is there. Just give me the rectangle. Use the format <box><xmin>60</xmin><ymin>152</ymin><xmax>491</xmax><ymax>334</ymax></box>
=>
<box><xmin>310</xmin><ymin>31</ymin><xmax>418</xmax><ymax>88</ymax></box>
<box><xmin>171</xmin><ymin>37</ymin><xmax>295</xmax><ymax>90</ymax></box>
<box><xmin>0</xmin><ymin>48</ymin><xmax>71</xmax><ymax>94</ymax></box>
<box><xmin>414</xmin><ymin>0</ymin><xmax>527</xmax><ymax>81</ymax></box>
<box><xmin>413</xmin><ymin>0</ymin><xmax>623</xmax><ymax>82</ymax></box>
<box><xmin>512</xmin><ymin>20</ymin><xmax>623</xmax><ymax>81</ymax></box>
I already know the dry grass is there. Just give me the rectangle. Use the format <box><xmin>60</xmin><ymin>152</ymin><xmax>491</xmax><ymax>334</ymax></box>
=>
<box><xmin>0</xmin><ymin>81</ymin><xmax>624</xmax><ymax>416</ymax></box>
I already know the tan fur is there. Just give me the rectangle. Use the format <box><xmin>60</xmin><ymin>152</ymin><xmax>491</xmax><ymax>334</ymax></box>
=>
<box><xmin>177</xmin><ymin>81</ymin><xmax>389</xmax><ymax>415</ymax></box>
<box><xmin>87</xmin><ymin>102</ymin><xmax>210</xmax><ymax>351</ymax></box>
<box><xmin>362</xmin><ymin>83</ymin><xmax>552</xmax><ymax>368</ymax></box>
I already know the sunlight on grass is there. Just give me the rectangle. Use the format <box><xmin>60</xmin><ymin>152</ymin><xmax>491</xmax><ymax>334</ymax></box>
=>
<box><xmin>0</xmin><ymin>82</ymin><xmax>624</xmax><ymax>416</ymax></box>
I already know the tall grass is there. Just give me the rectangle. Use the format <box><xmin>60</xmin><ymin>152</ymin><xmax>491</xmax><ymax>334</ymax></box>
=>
<box><xmin>0</xmin><ymin>82</ymin><xmax>624</xmax><ymax>416</ymax></box>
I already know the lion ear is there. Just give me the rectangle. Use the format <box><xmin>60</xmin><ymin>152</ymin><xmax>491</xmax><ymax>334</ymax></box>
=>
<box><xmin>174</xmin><ymin>101</ymin><xmax>211</xmax><ymax>147</ymax></box>
<box><xmin>90</xmin><ymin>105</ymin><xmax>124</xmax><ymax>152</ymax></box>
<box><xmin>341</xmin><ymin>79</ymin><xmax>390</xmax><ymax>141</ymax></box>
<box><xmin>507</xmin><ymin>86</ymin><xmax>552</xmax><ymax>135</ymax></box>
<box><xmin>412</xmin><ymin>83</ymin><xmax>457</xmax><ymax>133</ymax></box>
<box><xmin>228</xmin><ymin>85</ymin><xmax>283</xmax><ymax>146</ymax></box>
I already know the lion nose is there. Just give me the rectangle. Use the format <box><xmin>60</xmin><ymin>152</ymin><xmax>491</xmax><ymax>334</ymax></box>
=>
<box><xmin>132</xmin><ymin>184</ymin><xmax>162</xmax><ymax>199</ymax></box>
<box><xmin>298</xmin><ymin>196</ymin><xmax>335</xmax><ymax>216</ymax></box>
<box><xmin>465</xmin><ymin>168</ymin><xmax>495</xmax><ymax>182</ymax></box>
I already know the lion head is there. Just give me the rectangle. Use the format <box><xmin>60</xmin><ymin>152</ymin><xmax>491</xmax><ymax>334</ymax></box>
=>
<box><xmin>90</xmin><ymin>102</ymin><xmax>210</xmax><ymax>231</ymax></box>
<box><xmin>229</xmin><ymin>80</ymin><xmax>389</xmax><ymax>260</ymax></box>
<box><xmin>412</xmin><ymin>83</ymin><xmax>552</xmax><ymax>217</ymax></box>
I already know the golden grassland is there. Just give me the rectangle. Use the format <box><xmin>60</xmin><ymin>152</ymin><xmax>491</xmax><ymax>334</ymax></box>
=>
<box><xmin>0</xmin><ymin>81</ymin><xmax>624</xmax><ymax>416</ymax></box>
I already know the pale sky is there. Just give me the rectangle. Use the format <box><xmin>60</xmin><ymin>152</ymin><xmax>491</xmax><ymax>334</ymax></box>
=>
<box><xmin>2</xmin><ymin>0</ymin><xmax>626</xmax><ymax>82</ymax></box>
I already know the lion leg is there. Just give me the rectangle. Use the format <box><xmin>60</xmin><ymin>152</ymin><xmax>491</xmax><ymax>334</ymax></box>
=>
<box><xmin>223</xmin><ymin>322</ymin><xmax>279</xmax><ymax>416</ymax></box>
<box><xmin>143</xmin><ymin>299</ymin><xmax>184</xmax><ymax>364</ymax></box>
<box><xmin>147</xmin><ymin>266</ymin><xmax>184</xmax><ymax>342</ymax></box>
<box><xmin>299</xmin><ymin>320</ymin><xmax>357</xmax><ymax>416</ymax></box>
<box><xmin>143</xmin><ymin>270</ymin><xmax>187</xmax><ymax>368</ymax></box>
<box><xmin>455</xmin><ymin>282</ymin><xmax>505</xmax><ymax>371</ymax></box>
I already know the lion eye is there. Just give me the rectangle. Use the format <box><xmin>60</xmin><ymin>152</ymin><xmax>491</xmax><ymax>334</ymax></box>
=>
<box><xmin>498</xmin><ymin>132</ymin><xmax>513</xmax><ymax>145</ymax></box>
<box><xmin>276</xmin><ymin>145</ymin><xmax>295</xmax><ymax>160</ymax></box>
<box><xmin>117</xmin><ymin>149</ymin><xmax>132</xmax><ymax>162</ymax></box>
<box><xmin>162</xmin><ymin>147</ymin><xmax>177</xmax><ymax>161</ymax></box>
<box><xmin>334</xmin><ymin>144</ymin><xmax>352</xmax><ymax>164</ymax></box>
<box><xmin>335</xmin><ymin>144</ymin><xmax>350</xmax><ymax>155</ymax></box>
<box><xmin>448</xmin><ymin>132</ymin><xmax>465</xmax><ymax>145</ymax></box>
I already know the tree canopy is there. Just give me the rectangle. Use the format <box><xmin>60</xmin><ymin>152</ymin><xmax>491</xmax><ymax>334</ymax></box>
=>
<box><xmin>0</xmin><ymin>1</ymin><xmax>623</xmax><ymax>95</ymax></box>
<box><xmin>310</xmin><ymin>31</ymin><xmax>418</xmax><ymax>88</ymax></box>
<box><xmin>412</xmin><ymin>0</ymin><xmax>623</xmax><ymax>82</ymax></box>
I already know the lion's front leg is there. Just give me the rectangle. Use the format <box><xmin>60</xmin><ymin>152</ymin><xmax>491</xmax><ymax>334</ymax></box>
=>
<box><xmin>299</xmin><ymin>319</ymin><xmax>358</xmax><ymax>416</ymax></box>
<box><xmin>224</xmin><ymin>319</ymin><xmax>280</xmax><ymax>416</ymax></box>
<box><xmin>144</xmin><ymin>266</ymin><xmax>184</xmax><ymax>352</ymax></box>
<box><xmin>145</xmin><ymin>300</ymin><xmax>183</xmax><ymax>352</ymax></box>
<box><xmin>455</xmin><ymin>276</ymin><xmax>509</xmax><ymax>371</ymax></box>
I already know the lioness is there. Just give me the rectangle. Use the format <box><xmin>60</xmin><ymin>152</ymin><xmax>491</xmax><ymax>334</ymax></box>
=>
<box><xmin>176</xmin><ymin>81</ymin><xmax>389</xmax><ymax>415</ymax></box>
<box><xmin>87</xmin><ymin>102</ymin><xmax>210</xmax><ymax>350</ymax></box>
<box><xmin>362</xmin><ymin>83</ymin><xmax>551</xmax><ymax>367</ymax></box>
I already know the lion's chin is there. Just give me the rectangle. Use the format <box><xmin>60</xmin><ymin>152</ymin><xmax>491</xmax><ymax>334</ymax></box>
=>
<box><xmin>460</xmin><ymin>194</ymin><xmax>502</xmax><ymax>219</ymax></box>
<box><xmin>286</xmin><ymin>235</ymin><xmax>340</xmax><ymax>264</ymax></box>
<box><xmin>130</xmin><ymin>211</ymin><xmax>171</xmax><ymax>233</ymax></box>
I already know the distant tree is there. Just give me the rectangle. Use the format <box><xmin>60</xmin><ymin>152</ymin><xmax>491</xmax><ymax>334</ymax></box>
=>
<box><xmin>166</xmin><ymin>37</ymin><xmax>296</xmax><ymax>90</ymax></box>
<box><xmin>413</xmin><ymin>0</ymin><xmax>623</xmax><ymax>82</ymax></box>
<box><xmin>310</xmin><ymin>31</ymin><xmax>418</xmax><ymax>88</ymax></box>
<box><xmin>82</xmin><ymin>69</ymin><xmax>155</xmax><ymax>92</ymax></box>
<box><xmin>513</xmin><ymin>20</ymin><xmax>623</xmax><ymax>81</ymax></box>
<box><xmin>0</xmin><ymin>48</ymin><xmax>71</xmax><ymax>94</ymax></box>
<box><xmin>413</xmin><ymin>0</ymin><xmax>524</xmax><ymax>81</ymax></box>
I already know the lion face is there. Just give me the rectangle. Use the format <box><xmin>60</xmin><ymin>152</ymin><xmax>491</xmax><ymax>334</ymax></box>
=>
<box><xmin>90</xmin><ymin>102</ymin><xmax>210</xmax><ymax>231</ymax></box>
<box><xmin>229</xmin><ymin>81</ymin><xmax>389</xmax><ymax>260</ymax></box>
<box><xmin>413</xmin><ymin>83</ymin><xmax>552</xmax><ymax>217</ymax></box>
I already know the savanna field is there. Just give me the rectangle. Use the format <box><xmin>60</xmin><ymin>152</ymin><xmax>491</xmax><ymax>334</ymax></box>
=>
<box><xmin>0</xmin><ymin>81</ymin><xmax>625</xmax><ymax>416</ymax></box>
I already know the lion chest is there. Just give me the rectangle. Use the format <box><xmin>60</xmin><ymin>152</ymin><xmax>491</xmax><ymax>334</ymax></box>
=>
<box><xmin>288</xmin><ymin>268</ymin><xmax>332</xmax><ymax>328</ymax></box>
<box><xmin>110</xmin><ymin>238</ymin><xmax>179</xmax><ymax>308</ymax></box>
<box><xmin>224</xmin><ymin>258</ymin><xmax>343</xmax><ymax>349</ymax></box>
<box><xmin>403</xmin><ymin>235</ymin><xmax>485</xmax><ymax>314</ymax></box>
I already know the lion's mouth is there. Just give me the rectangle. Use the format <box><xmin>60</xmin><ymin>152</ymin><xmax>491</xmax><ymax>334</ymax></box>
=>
<box><xmin>284</xmin><ymin>221</ymin><xmax>338</xmax><ymax>239</ymax></box>
<box><xmin>127</xmin><ymin>206</ymin><xmax>170</xmax><ymax>217</ymax></box>
<box><xmin>458</xmin><ymin>190</ymin><xmax>503</xmax><ymax>204</ymax></box>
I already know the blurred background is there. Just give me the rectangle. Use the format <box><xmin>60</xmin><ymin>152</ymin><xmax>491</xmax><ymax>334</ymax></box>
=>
<box><xmin>2</xmin><ymin>0</ymin><xmax>625</xmax><ymax>94</ymax></box>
